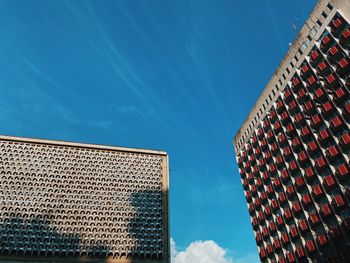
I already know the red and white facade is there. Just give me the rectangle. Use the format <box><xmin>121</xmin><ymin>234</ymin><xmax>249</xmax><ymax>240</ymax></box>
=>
<box><xmin>234</xmin><ymin>1</ymin><xmax>350</xmax><ymax>262</ymax></box>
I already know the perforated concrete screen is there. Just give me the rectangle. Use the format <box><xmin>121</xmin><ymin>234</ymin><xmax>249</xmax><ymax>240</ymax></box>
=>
<box><xmin>0</xmin><ymin>135</ymin><xmax>169</xmax><ymax>263</ymax></box>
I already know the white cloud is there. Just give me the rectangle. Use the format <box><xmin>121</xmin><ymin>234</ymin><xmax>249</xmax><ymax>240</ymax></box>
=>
<box><xmin>171</xmin><ymin>238</ymin><xmax>233</xmax><ymax>263</ymax></box>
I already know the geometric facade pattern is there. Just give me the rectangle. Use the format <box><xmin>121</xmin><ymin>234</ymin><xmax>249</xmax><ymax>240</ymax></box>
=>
<box><xmin>0</xmin><ymin>135</ymin><xmax>169</xmax><ymax>263</ymax></box>
<box><xmin>234</xmin><ymin>1</ymin><xmax>350</xmax><ymax>262</ymax></box>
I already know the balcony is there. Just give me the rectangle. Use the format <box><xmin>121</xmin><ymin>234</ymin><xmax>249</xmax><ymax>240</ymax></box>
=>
<box><xmin>318</xmin><ymin>129</ymin><xmax>331</xmax><ymax>144</ymax></box>
<box><xmin>317</xmin><ymin>61</ymin><xmax>331</xmax><ymax>76</ymax></box>
<box><xmin>323</xmin><ymin>174</ymin><xmax>336</xmax><ymax>189</ymax></box>
<box><xmin>287</xmin><ymin>252</ymin><xmax>296</xmax><ymax>263</ymax></box>
<box><xmin>340</xmin><ymin>132</ymin><xmax>350</xmax><ymax>149</ymax></box>
<box><xmin>314</xmin><ymin>88</ymin><xmax>327</xmax><ymax>102</ymax></box>
<box><xmin>332</xmin><ymin>194</ymin><xmax>346</xmax><ymax>209</ymax></box>
<box><xmin>294</xmin><ymin>112</ymin><xmax>305</xmax><ymax>127</ymax></box>
<box><xmin>331</xmin><ymin>116</ymin><xmax>344</xmax><ymax>131</ymax></box>
<box><xmin>340</xmin><ymin>28</ymin><xmax>350</xmax><ymax>49</ymax></box>
<box><xmin>302</xmin><ymin>193</ymin><xmax>312</xmax><ymax>206</ymax></box>
<box><xmin>305</xmin><ymin>240</ymin><xmax>316</xmax><ymax>253</ymax></box>
<box><xmin>327</xmin><ymin>145</ymin><xmax>340</xmax><ymax>159</ymax></box>
<box><xmin>269</xmin><ymin>221</ymin><xmax>276</xmax><ymax>233</ymax></box>
<box><xmin>336</xmin><ymin>163</ymin><xmax>350</xmax><ymax>180</ymax></box>
<box><xmin>337</xmin><ymin>57</ymin><xmax>350</xmax><ymax>76</ymax></box>
<box><xmin>292</xmin><ymin>77</ymin><xmax>302</xmax><ymax>90</ymax></box>
<box><xmin>305</xmin><ymin>167</ymin><xmax>316</xmax><ymax>181</ymax></box>
<box><xmin>295</xmin><ymin>176</ymin><xmax>305</xmax><ymax>189</ymax></box>
<box><xmin>278</xmin><ymin>192</ymin><xmax>286</xmax><ymax>203</ymax></box>
<box><xmin>290</xmin><ymin>225</ymin><xmax>299</xmax><ymax>239</ymax></box>
<box><xmin>304</xmin><ymin>100</ymin><xmax>316</xmax><ymax>114</ymax></box>
<box><xmin>282</xmin><ymin>170</ymin><xmax>290</xmax><ymax>182</ymax></box>
<box><xmin>334</xmin><ymin>87</ymin><xmax>349</xmax><ymax>104</ymax></box>
<box><xmin>283</xmin><ymin>146</ymin><xmax>292</xmax><ymax>157</ymax></box>
<box><xmin>308</xmin><ymin>141</ymin><xmax>319</xmax><ymax>154</ymax></box>
<box><xmin>317</xmin><ymin>234</ymin><xmax>328</xmax><ymax>246</ymax></box>
<box><xmin>292</xmin><ymin>201</ymin><xmax>301</xmax><ymax>214</ymax></box>
<box><xmin>284</xmin><ymin>208</ymin><xmax>293</xmax><ymax>221</ymax></box>
<box><xmin>310</xmin><ymin>49</ymin><xmax>322</xmax><ymax>65</ymax></box>
<box><xmin>325</xmin><ymin>73</ymin><xmax>338</xmax><ymax>89</ymax></box>
<box><xmin>312</xmin><ymin>184</ymin><xmax>324</xmax><ymax>199</ymax></box>
<box><xmin>273</xmin><ymin>239</ymin><xmax>281</xmax><ymax>250</ymax></box>
<box><xmin>299</xmin><ymin>219</ymin><xmax>309</xmax><ymax>232</ymax></box>
<box><xmin>331</xmin><ymin>16</ymin><xmax>347</xmax><ymax>36</ymax></box>
<box><xmin>306</xmin><ymin>75</ymin><xmax>318</xmax><ymax>88</ymax></box>
<box><xmin>298</xmin><ymin>88</ymin><xmax>307</xmax><ymax>101</ymax></box>
<box><xmin>271</xmin><ymin>199</ymin><xmax>279</xmax><ymax>211</ymax></box>
<box><xmin>320</xmin><ymin>34</ymin><xmax>334</xmax><ymax>51</ymax></box>
<box><xmin>321</xmin><ymin>203</ymin><xmax>332</xmax><ymax>217</ymax></box>
<box><xmin>281</xmin><ymin>232</ymin><xmax>289</xmax><ymax>245</ymax></box>
<box><xmin>286</xmin><ymin>185</ymin><xmax>295</xmax><ymax>196</ymax></box>
<box><xmin>322</xmin><ymin>101</ymin><xmax>335</xmax><ymax>116</ymax></box>
<box><xmin>328</xmin><ymin>45</ymin><xmax>343</xmax><ymax>63</ymax></box>
<box><xmin>295</xmin><ymin>246</ymin><xmax>305</xmax><ymax>259</ymax></box>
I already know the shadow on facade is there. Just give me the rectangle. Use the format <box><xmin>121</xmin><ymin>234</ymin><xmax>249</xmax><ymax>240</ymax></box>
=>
<box><xmin>0</xmin><ymin>189</ymin><xmax>168</xmax><ymax>263</ymax></box>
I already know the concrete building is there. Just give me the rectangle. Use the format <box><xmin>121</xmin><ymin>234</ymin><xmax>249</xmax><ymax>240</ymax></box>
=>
<box><xmin>0</xmin><ymin>135</ymin><xmax>169</xmax><ymax>263</ymax></box>
<box><xmin>233</xmin><ymin>0</ymin><xmax>350</xmax><ymax>262</ymax></box>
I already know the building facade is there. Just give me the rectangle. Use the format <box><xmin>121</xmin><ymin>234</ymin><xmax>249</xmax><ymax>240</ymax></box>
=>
<box><xmin>233</xmin><ymin>0</ymin><xmax>350</xmax><ymax>262</ymax></box>
<box><xmin>0</xmin><ymin>135</ymin><xmax>169</xmax><ymax>263</ymax></box>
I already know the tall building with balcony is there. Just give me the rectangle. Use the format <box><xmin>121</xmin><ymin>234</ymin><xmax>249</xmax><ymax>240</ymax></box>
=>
<box><xmin>0</xmin><ymin>135</ymin><xmax>169</xmax><ymax>263</ymax></box>
<box><xmin>233</xmin><ymin>0</ymin><xmax>350</xmax><ymax>262</ymax></box>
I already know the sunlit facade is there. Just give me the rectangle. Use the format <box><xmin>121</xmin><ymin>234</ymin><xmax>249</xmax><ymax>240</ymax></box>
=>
<box><xmin>234</xmin><ymin>0</ymin><xmax>350</xmax><ymax>262</ymax></box>
<box><xmin>0</xmin><ymin>135</ymin><xmax>169</xmax><ymax>263</ymax></box>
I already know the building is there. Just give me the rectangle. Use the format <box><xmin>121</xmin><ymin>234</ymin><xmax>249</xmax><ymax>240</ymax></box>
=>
<box><xmin>0</xmin><ymin>135</ymin><xmax>169</xmax><ymax>263</ymax></box>
<box><xmin>233</xmin><ymin>0</ymin><xmax>350</xmax><ymax>262</ymax></box>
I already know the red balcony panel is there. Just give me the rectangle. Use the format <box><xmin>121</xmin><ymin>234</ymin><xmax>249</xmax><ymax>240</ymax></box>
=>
<box><xmin>251</xmin><ymin>185</ymin><xmax>257</xmax><ymax>194</ymax></box>
<box><xmin>287</xmin><ymin>252</ymin><xmax>295</xmax><ymax>263</ymax></box>
<box><xmin>262</xmin><ymin>226</ymin><xmax>269</xmax><ymax>237</ymax></box>
<box><xmin>321</xmin><ymin>203</ymin><xmax>332</xmax><ymax>217</ymax></box>
<box><xmin>298</xmin><ymin>88</ymin><xmax>306</xmax><ymax>99</ymax></box>
<box><xmin>284</xmin><ymin>208</ymin><xmax>293</xmax><ymax>220</ymax></box>
<box><xmin>276</xmin><ymin>215</ymin><xmax>284</xmax><ymax>226</ymax></box>
<box><xmin>283</xmin><ymin>146</ymin><xmax>292</xmax><ymax>157</ymax></box>
<box><xmin>289</xmin><ymin>161</ymin><xmax>299</xmax><ymax>173</ymax></box>
<box><xmin>336</xmin><ymin>163</ymin><xmax>349</xmax><ymax>179</ymax></box>
<box><xmin>301</xmin><ymin>64</ymin><xmax>310</xmax><ymax>75</ymax></box>
<box><xmin>270</xmin><ymin>110</ymin><xmax>277</xmax><ymax>120</ymax></box>
<box><xmin>252</xmin><ymin>217</ymin><xmax>259</xmax><ymax>228</ymax></box>
<box><xmin>308</xmin><ymin>141</ymin><xmax>319</xmax><ymax>152</ymax></box>
<box><xmin>290</xmin><ymin>226</ymin><xmax>298</xmax><ymax>238</ymax></box>
<box><xmin>338</xmin><ymin>57</ymin><xmax>350</xmax><ymax>72</ymax></box>
<box><xmin>271</xmin><ymin>143</ymin><xmax>279</xmax><ymax>154</ymax></box>
<box><xmin>305</xmin><ymin>101</ymin><xmax>315</xmax><ymax>113</ymax></box>
<box><xmin>271</xmin><ymin>199</ymin><xmax>279</xmax><ymax>210</ymax></box>
<box><xmin>281</xmin><ymin>232</ymin><xmax>289</xmax><ymax>244</ymax></box>
<box><xmin>276</xmin><ymin>155</ymin><xmax>284</xmax><ymax>166</ymax></box>
<box><xmin>318</xmin><ymin>61</ymin><xmax>328</xmax><ymax>72</ymax></box>
<box><xmin>249</xmin><ymin>203</ymin><xmax>254</xmax><ymax>214</ymax></box>
<box><xmin>294</xmin><ymin>112</ymin><xmax>304</xmax><ymax>124</ymax></box>
<box><xmin>256</xmin><ymin>232</ymin><xmax>262</xmax><ymax>243</ymax></box>
<box><xmin>245</xmin><ymin>191</ymin><xmax>252</xmax><ymax>201</ymax></box>
<box><xmin>266</xmin><ymin>244</ymin><xmax>273</xmax><ymax>255</ymax></box>
<box><xmin>322</xmin><ymin>101</ymin><xmax>335</xmax><ymax>115</ymax></box>
<box><xmin>295</xmin><ymin>176</ymin><xmax>305</xmax><ymax>188</ymax></box>
<box><xmin>273</xmin><ymin>239</ymin><xmax>281</xmax><ymax>250</ymax></box>
<box><xmin>333</xmin><ymin>194</ymin><xmax>346</xmax><ymax>209</ymax></box>
<box><xmin>286</xmin><ymin>124</ymin><xmax>295</xmax><ymax>135</ymax></box>
<box><xmin>247</xmin><ymin>173</ymin><xmax>253</xmax><ymax>181</ymax></box>
<box><xmin>258</xmin><ymin>211</ymin><xmax>265</xmax><ymax>222</ymax></box>
<box><xmin>274</xmin><ymin>178</ymin><xmax>282</xmax><ymax>188</ymax></box>
<box><xmin>252</xmin><ymin>166</ymin><xmax>259</xmax><ymax>175</ymax></box>
<box><xmin>317</xmin><ymin>234</ymin><xmax>328</xmax><ymax>246</ymax></box>
<box><xmin>279</xmin><ymin>192</ymin><xmax>287</xmax><ymax>203</ymax></box>
<box><xmin>345</xmin><ymin>102</ymin><xmax>350</xmax><ymax>117</ymax></box>
<box><xmin>284</xmin><ymin>88</ymin><xmax>292</xmax><ymax>100</ymax></box>
<box><xmin>257</xmin><ymin>178</ymin><xmax>263</xmax><ymax>188</ymax></box>
<box><xmin>331</xmin><ymin>116</ymin><xmax>344</xmax><ymax>130</ymax></box>
<box><xmin>302</xmin><ymin>193</ymin><xmax>312</xmax><ymax>206</ymax></box>
<box><xmin>292</xmin><ymin>77</ymin><xmax>301</xmax><ymax>88</ymax></box>
<box><xmin>267</xmin><ymin>185</ymin><xmax>274</xmax><ymax>195</ymax></box>
<box><xmin>282</xmin><ymin>170</ymin><xmax>290</xmax><ymax>181</ymax></box>
<box><xmin>296</xmin><ymin>246</ymin><xmax>305</xmax><ymax>259</ymax></box>
<box><xmin>267</xmin><ymin>131</ymin><xmax>274</xmax><ymax>142</ymax></box>
<box><xmin>315</xmin><ymin>87</ymin><xmax>326</xmax><ymax>99</ymax></box>
<box><xmin>264</xmin><ymin>206</ymin><xmax>272</xmax><ymax>217</ymax></box>
<box><xmin>298</xmin><ymin>151</ymin><xmax>308</xmax><ymax>162</ymax></box>
<box><xmin>316</xmin><ymin>156</ymin><xmax>327</xmax><ymax>170</ymax></box>
<box><xmin>319</xmin><ymin>129</ymin><xmax>330</xmax><ymax>142</ymax></box>
<box><xmin>286</xmin><ymin>185</ymin><xmax>295</xmax><ymax>196</ymax></box>
<box><xmin>281</xmin><ymin>111</ymin><xmax>289</xmax><ymax>121</ymax></box>
<box><xmin>305</xmin><ymin>167</ymin><xmax>315</xmax><ymax>180</ymax></box>
<box><xmin>312</xmin><ymin>184</ymin><xmax>323</xmax><ymax>198</ymax></box>
<box><xmin>262</xmin><ymin>171</ymin><xmax>269</xmax><ymax>181</ymax></box>
<box><xmin>258</xmin><ymin>159</ymin><xmax>265</xmax><ymax>167</ymax></box>
<box><xmin>340</xmin><ymin>132</ymin><xmax>350</xmax><ymax>147</ymax></box>
<box><xmin>269</xmin><ymin>221</ymin><xmax>276</xmax><ymax>232</ymax></box>
<box><xmin>332</xmin><ymin>18</ymin><xmax>344</xmax><ymax>31</ymax></box>
<box><xmin>259</xmin><ymin>248</ymin><xmax>267</xmax><ymax>259</ymax></box>
<box><xmin>299</xmin><ymin>219</ymin><xmax>309</xmax><ymax>232</ymax></box>
<box><xmin>307</xmin><ymin>75</ymin><xmax>317</xmax><ymax>86</ymax></box>
<box><xmin>341</xmin><ymin>28</ymin><xmax>350</xmax><ymax>40</ymax></box>
<box><xmin>310</xmin><ymin>50</ymin><xmax>320</xmax><ymax>62</ymax></box>
<box><xmin>254</xmin><ymin>147</ymin><xmax>261</xmax><ymax>155</ymax></box>
<box><xmin>254</xmin><ymin>198</ymin><xmax>260</xmax><ymax>207</ymax></box>
<box><xmin>269</xmin><ymin>163</ymin><xmax>277</xmax><ymax>173</ymax></box>
<box><xmin>321</xmin><ymin>35</ymin><xmax>333</xmax><ymax>50</ymax></box>
<box><xmin>257</xmin><ymin>129</ymin><xmax>264</xmax><ymax>138</ymax></box>
<box><xmin>306</xmin><ymin>240</ymin><xmax>316</xmax><ymax>253</ymax></box>
<box><xmin>301</xmin><ymin>126</ymin><xmax>311</xmax><ymax>137</ymax></box>
<box><xmin>329</xmin><ymin>45</ymin><xmax>340</xmax><ymax>57</ymax></box>
<box><xmin>324</xmin><ymin>174</ymin><xmax>336</xmax><ymax>189</ymax></box>
<box><xmin>292</xmin><ymin>201</ymin><xmax>301</xmax><ymax>213</ymax></box>
<box><xmin>260</xmin><ymin>192</ymin><xmax>267</xmax><ymax>202</ymax></box>
<box><xmin>326</xmin><ymin>73</ymin><xmax>337</xmax><ymax>87</ymax></box>
<box><xmin>309</xmin><ymin>213</ymin><xmax>320</xmax><ymax>225</ymax></box>
<box><xmin>327</xmin><ymin>145</ymin><xmax>340</xmax><ymax>158</ymax></box>
<box><xmin>274</xmin><ymin>121</ymin><xmax>282</xmax><ymax>132</ymax></box>
<box><xmin>292</xmin><ymin>137</ymin><xmax>301</xmax><ymax>148</ymax></box>
<box><xmin>334</xmin><ymin>87</ymin><xmax>348</xmax><ymax>102</ymax></box>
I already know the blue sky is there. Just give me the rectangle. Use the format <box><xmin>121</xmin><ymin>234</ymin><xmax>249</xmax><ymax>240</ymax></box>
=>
<box><xmin>0</xmin><ymin>0</ymin><xmax>317</xmax><ymax>262</ymax></box>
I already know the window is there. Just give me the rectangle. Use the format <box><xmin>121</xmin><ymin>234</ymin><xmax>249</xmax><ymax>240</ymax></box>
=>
<box><xmin>310</xmin><ymin>26</ymin><xmax>317</xmax><ymax>37</ymax></box>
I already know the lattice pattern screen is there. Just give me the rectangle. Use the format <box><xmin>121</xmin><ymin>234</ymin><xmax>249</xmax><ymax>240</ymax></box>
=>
<box><xmin>236</xmin><ymin>12</ymin><xmax>350</xmax><ymax>263</ymax></box>
<box><xmin>0</xmin><ymin>137</ymin><xmax>168</xmax><ymax>262</ymax></box>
